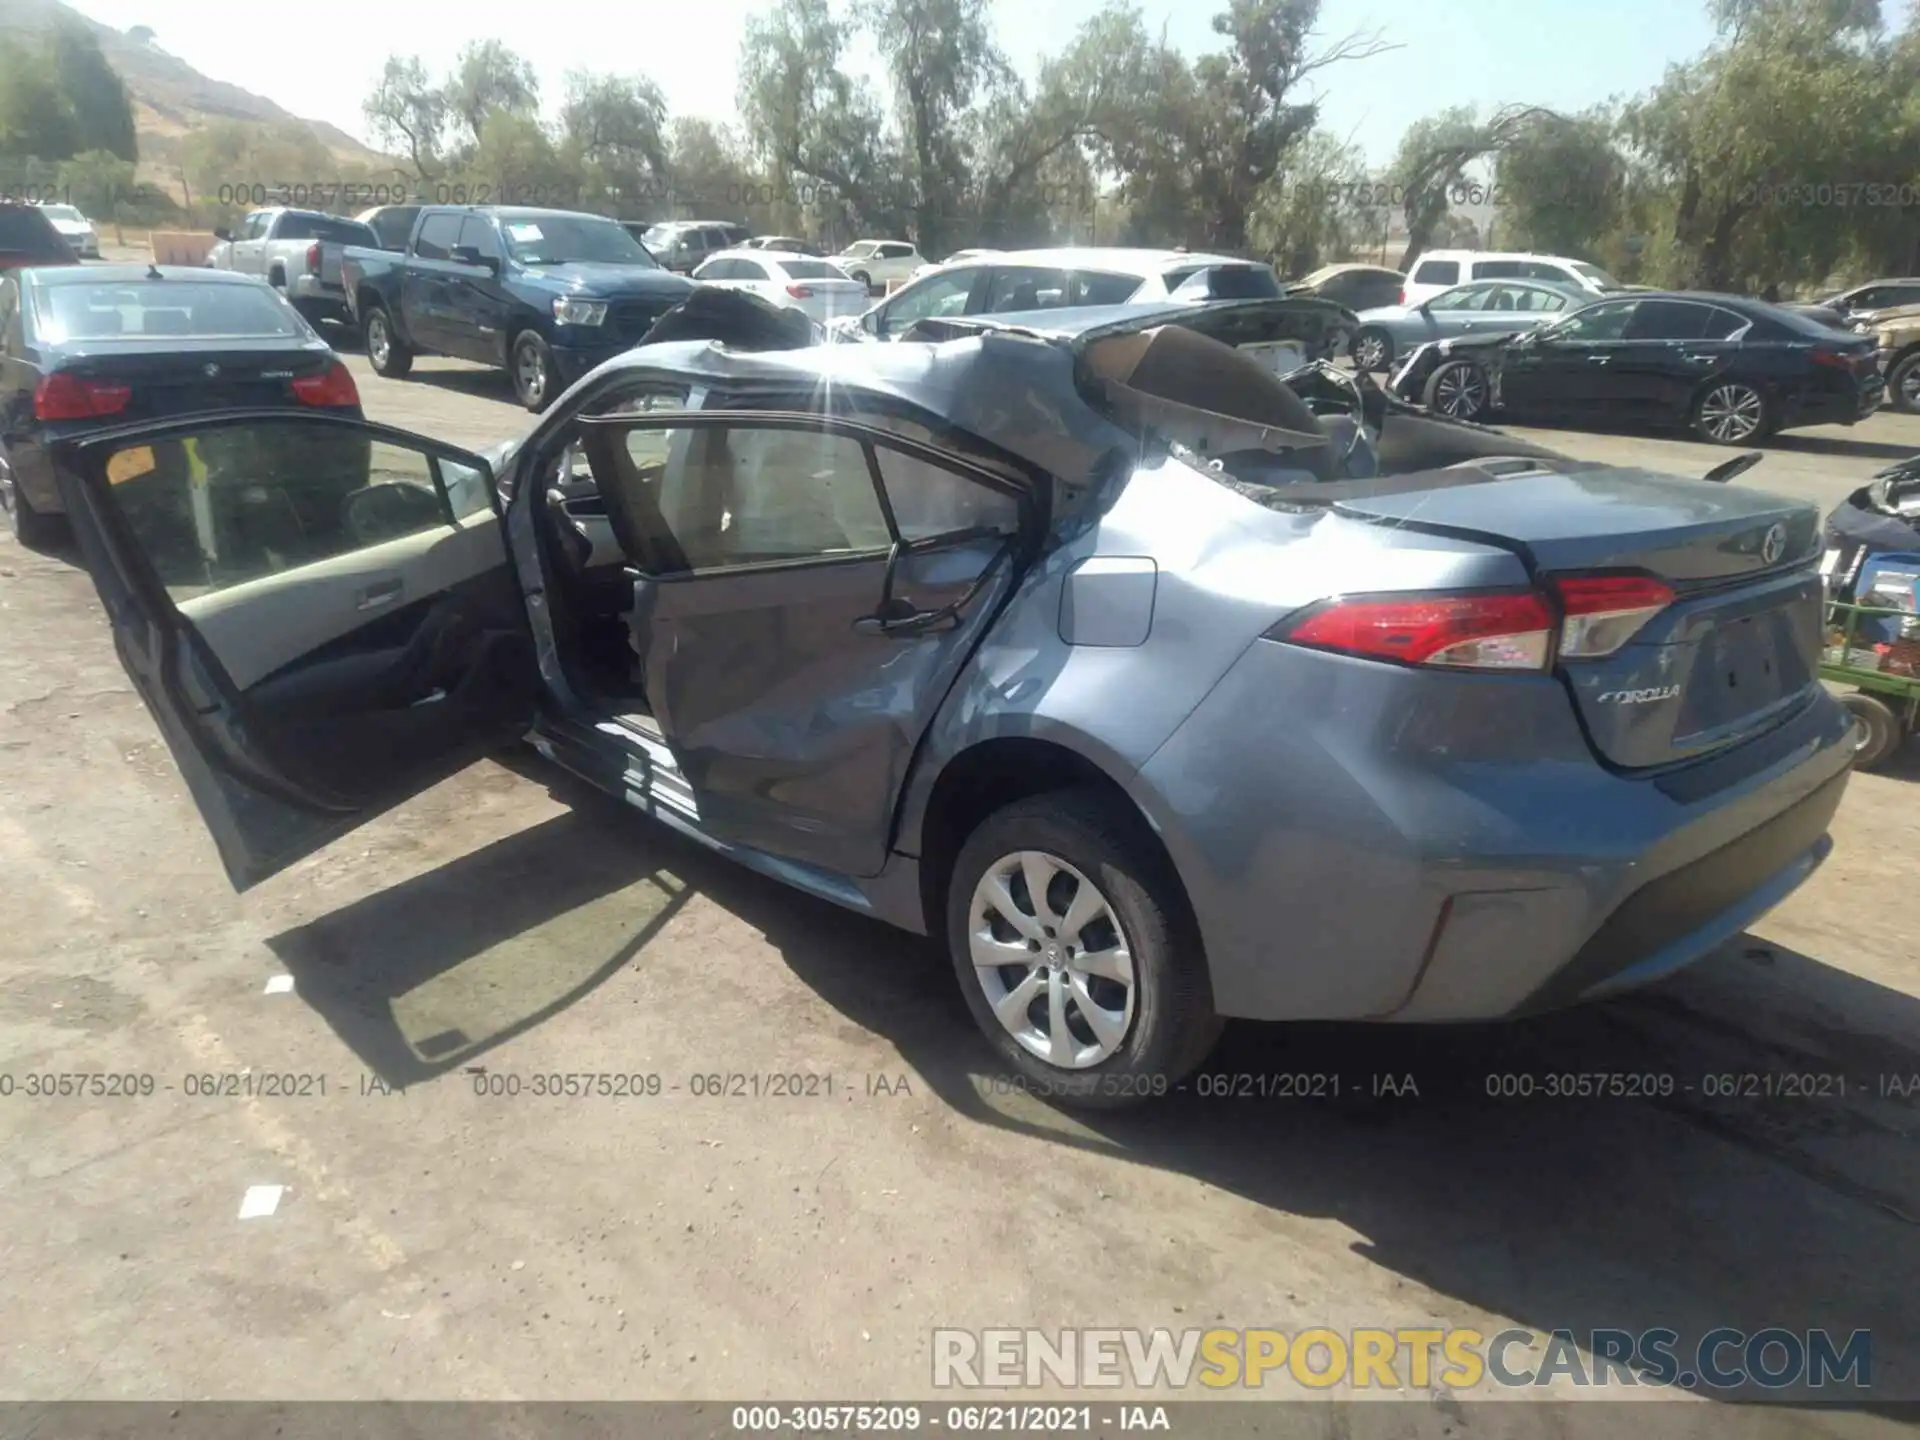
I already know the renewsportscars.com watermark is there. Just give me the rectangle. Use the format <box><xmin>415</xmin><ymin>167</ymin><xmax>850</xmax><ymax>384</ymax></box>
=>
<box><xmin>932</xmin><ymin>1327</ymin><xmax>1871</xmax><ymax>1393</ymax></box>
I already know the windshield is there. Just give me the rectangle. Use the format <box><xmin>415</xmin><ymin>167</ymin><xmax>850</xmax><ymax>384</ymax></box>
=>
<box><xmin>42</xmin><ymin>205</ymin><xmax>83</xmax><ymax>223</ymax></box>
<box><xmin>33</xmin><ymin>280</ymin><xmax>304</xmax><ymax>342</ymax></box>
<box><xmin>505</xmin><ymin>215</ymin><xmax>661</xmax><ymax>267</ymax></box>
<box><xmin>1571</xmin><ymin>261</ymin><xmax>1623</xmax><ymax>288</ymax></box>
<box><xmin>841</xmin><ymin>242</ymin><xmax>878</xmax><ymax>258</ymax></box>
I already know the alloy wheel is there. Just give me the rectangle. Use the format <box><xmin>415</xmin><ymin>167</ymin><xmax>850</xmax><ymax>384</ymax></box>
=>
<box><xmin>1431</xmin><ymin>362</ymin><xmax>1487</xmax><ymax>419</ymax></box>
<box><xmin>1698</xmin><ymin>383</ymin><xmax>1764</xmax><ymax>442</ymax></box>
<box><xmin>967</xmin><ymin>850</ymin><xmax>1136</xmax><ymax>1069</ymax></box>
<box><xmin>367</xmin><ymin>314</ymin><xmax>390</xmax><ymax>368</ymax></box>
<box><xmin>1352</xmin><ymin>332</ymin><xmax>1389</xmax><ymax>371</ymax></box>
<box><xmin>1899</xmin><ymin>362</ymin><xmax>1920</xmax><ymax>411</ymax></box>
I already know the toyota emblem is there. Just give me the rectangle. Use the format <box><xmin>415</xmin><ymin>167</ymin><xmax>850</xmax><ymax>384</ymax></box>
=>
<box><xmin>1761</xmin><ymin>522</ymin><xmax>1787</xmax><ymax>566</ymax></box>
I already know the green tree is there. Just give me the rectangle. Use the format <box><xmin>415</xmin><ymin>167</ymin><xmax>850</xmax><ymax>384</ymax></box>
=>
<box><xmin>50</xmin><ymin>18</ymin><xmax>137</xmax><ymax>162</ymax></box>
<box><xmin>364</xmin><ymin>56</ymin><xmax>449</xmax><ymax>179</ymax></box>
<box><xmin>1245</xmin><ymin>128</ymin><xmax>1369</xmax><ymax>275</ymax></box>
<box><xmin>445</xmin><ymin>40</ymin><xmax>541</xmax><ymax>154</ymax></box>
<box><xmin>57</xmin><ymin>148</ymin><xmax>137</xmax><ymax>224</ymax></box>
<box><xmin>1492</xmin><ymin>109</ymin><xmax>1624</xmax><ymax>257</ymax></box>
<box><xmin>0</xmin><ymin>37</ymin><xmax>79</xmax><ymax>161</ymax></box>
<box><xmin>559</xmin><ymin>71</ymin><xmax>671</xmax><ymax>216</ymax></box>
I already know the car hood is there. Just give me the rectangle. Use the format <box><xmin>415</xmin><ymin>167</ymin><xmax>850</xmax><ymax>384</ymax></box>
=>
<box><xmin>520</xmin><ymin>261</ymin><xmax>696</xmax><ymax>299</ymax></box>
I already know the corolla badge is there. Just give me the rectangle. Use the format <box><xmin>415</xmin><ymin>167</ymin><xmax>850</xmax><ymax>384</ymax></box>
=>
<box><xmin>1597</xmin><ymin>685</ymin><xmax>1682</xmax><ymax>704</ymax></box>
<box><xmin>1761</xmin><ymin>522</ymin><xmax>1788</xmax><ymax>565</ymax></box>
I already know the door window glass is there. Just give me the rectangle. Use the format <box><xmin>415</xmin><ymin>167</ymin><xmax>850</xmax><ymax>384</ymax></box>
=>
<box><xmin>241</xmin><ymin>213</ymin><xmax>271</xmax><ymax>241</ymax></box>
<box><xmin>1548</xmin><ymin>300</ymin><xmax>1637</xmax><ymax>341</ymax></box>
<box><xmin>983</xmin><ymin>267</ymin><xmax>1068</xmax><ymax>312</ymax></box>
<box><xmin>413</xmin><ymin>213</ymin><xmax>461</xmax><ymax>260</ymax></box>
<box><xmin>879</xmin><ymin>270</ymin><xmax>977</xmax><ymax>331</ymax></box>
<box><xmin>95</xmin><ymin>423</ymin><xmax>462</xmax><ymax>602</ymax></box>
<box><xmin>610</xmin><ymin>425</ymin><xmax>891</xmax><ymax>574</ymax></box>
<box><xmin>1700</xmin><ymin>307</ymin><xmax>1750</xmax><ymax>340</ymax></box>
<box><xmin>1624</xmin><ymin>300</ymin><xmax>1711</xmax><ymax>341</ymax></box>
<box><xmin>456</xmin><ymin>216</ymin><xmax>503</xmax><ymax>262</ymax></box>
<box><xmin>873</xmin><ymin>449</ymin><xmax>1020</xmax><ymax>540</ymax></box>
<box><xmin>1071</xmin><ymin>271</ymin><xmax>1144</xmax><ymax>306</ymax></box>
<box><xmin>1469</xmin><ymin>260</ymin><xmax>1522</xmax><ymax>279</ymax></box>
<box><xmin>1511</xmin><ymin>286</ymin><xmax>1569</xmax><ymax>312</ymax></box>
<box><xmin>1519</xmin><ymin>262</ymin><xmax>1571</xmax><ymax>282</ymax></box>
<box><xmin>1428</xmin><ymin>284</ymin><xmax>1494</xmax><ymax>312</ymax></box>
<box><xmin>1412</xmin><ymin>259</ymin><xmax>1459</xmax><ymax>285</ymax></box>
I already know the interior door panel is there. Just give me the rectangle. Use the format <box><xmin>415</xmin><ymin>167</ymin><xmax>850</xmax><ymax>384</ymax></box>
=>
<box><xmin>55</xmin><ymin>412</ymin><xmax>538</xmax><ymax>890</ymax></box>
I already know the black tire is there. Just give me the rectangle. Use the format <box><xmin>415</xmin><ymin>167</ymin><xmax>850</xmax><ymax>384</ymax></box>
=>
<box><xmin>4</xmin><ymin>475</ymin><xmax>66</xmax><ymax>550</ymax></box>
<box><xmin>1839</xmin><ymin>691</ymin><xmax>1902</xmax><ymax>771</ymax></box>
<box><xmin>363</xmin><ymin>306</ymin><xmax>413</xmax><ymax>378</ymax></box>
<box><xmin>1422</xmin><ymin>358</ymin><xmax>1491</xmax><ymax>421</ymax></box>
<box><xmin>511</xmin><ymin>331</ymin><xmax>558</xmax><ymax>412</ymax></box>
<box><xmin>1888</xmin><ymin>349</ymin><xmax>1920</xmax><ymax>415</ymax></box>
<box><xmin>850</xmin><ymin>269</ymin><xmax>872</xmax><ymax>293</ymax></box>
<box><xmin>945</xmin><ymin>787</ymin><xmax>1223</xmax><ymax>1110</ymax></box>
<box><xmin>1690</xmin><ymin>379</ymin><xmax>1774</xmax><ymax>445</ymax></box>
<box><xmin>1350</xmin><ymin>328</ymin><xmax>1394</xmax><ymax>373</ymax></box>
<box><xmin>268</xmin><ymin>267</ymin><xmax>286</xmax><ymax>292</ymax></box>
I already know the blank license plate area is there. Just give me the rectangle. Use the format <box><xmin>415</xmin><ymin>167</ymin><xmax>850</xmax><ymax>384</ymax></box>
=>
<box><xmin>1675</xmin><ymin>607</ymin><xmax>1813</xmax><ymax>739</ymax></box>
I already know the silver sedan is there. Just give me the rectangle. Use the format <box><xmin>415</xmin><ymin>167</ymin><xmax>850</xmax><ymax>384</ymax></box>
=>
<box><xmin>1350</xmin><ymin>278</ymin><xmax>1586</xmax><ymax>371</ymax></box>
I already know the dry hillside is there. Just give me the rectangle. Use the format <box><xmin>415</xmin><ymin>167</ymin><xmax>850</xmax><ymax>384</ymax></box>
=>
<box><xmin>0</xmin><ymin>0</ymin><xmax>394</xmax><ymax>185</ymax></box>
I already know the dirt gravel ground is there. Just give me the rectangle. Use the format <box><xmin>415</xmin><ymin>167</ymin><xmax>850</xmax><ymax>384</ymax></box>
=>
<box><xmin>1</xmin><ymin>345</ymin><xmax>1917</xmax><ymax>1435</ymax></box>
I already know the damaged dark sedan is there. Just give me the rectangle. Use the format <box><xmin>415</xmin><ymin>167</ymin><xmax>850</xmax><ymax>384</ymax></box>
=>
<box><xmin>51</xmin><ymin>288</ymin><xmax>1856</xmax><ymax>1108</ymax></box>
<box><xmin>1387</xmin><ymin>291</ymin><xmax>1884</xmax><ymax>444</ymax></box>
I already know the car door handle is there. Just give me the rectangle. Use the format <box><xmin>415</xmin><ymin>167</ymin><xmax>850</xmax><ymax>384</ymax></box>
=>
<box><xmin>356</xmin><ymin>579</ymin><xmax>404</xmax><ymax>610</ymax></box>
<box><xmin>1585</xmin><ymin>355</ymin><xmax>1612</xmax><ymax>365</ymax></box>
<box><xmin>1681</xmin><ymin>353</ymin><xmax>1717</xmax><ymax>365</ymax></box>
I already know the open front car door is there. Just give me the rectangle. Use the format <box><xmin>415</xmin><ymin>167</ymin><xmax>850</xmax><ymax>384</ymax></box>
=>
<box><xmin>54</xmin><ymin>411</ymin><xmax>541</xmax><ymax>890</ymax></box>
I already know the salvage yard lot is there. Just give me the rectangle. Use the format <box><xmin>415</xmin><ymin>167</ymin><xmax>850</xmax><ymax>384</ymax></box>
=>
<box><xmin>2</xmin><ymin>351</ymin><xmax>1918</xmax><ymax>1418</ymax></box>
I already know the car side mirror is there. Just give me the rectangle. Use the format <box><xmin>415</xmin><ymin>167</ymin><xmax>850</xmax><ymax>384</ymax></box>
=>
<box><xmin>863</xmin><ymin>309</ymin><xmax>883</xmax><ymax>337</ymax></box>
<box><xmin>213</xmin><ymin>228</ymin><xmax>232</xmax><ymax>242</ymax></box>
<box><xmin>450</xmin><ymin>245</ymin><xmax>499</xmax><ymax>274</ymax></box>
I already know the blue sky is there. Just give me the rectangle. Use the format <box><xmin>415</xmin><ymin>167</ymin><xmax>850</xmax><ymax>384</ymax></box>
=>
<box><xmin>70</xmin><ymin>0</ymin><xmax>1725</xmax><ymax>167</ymax></box>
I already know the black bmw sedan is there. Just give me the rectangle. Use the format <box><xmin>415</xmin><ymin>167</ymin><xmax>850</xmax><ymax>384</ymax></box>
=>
<box><xmin>1</xmin><ymin>265</ymin><xmax>362</xmax><ymax>548</ymax></box>
<box><xmin>1386</xmin><ymin>291</ymin><xmax>1885</xmax><ymax>445</ymax></box>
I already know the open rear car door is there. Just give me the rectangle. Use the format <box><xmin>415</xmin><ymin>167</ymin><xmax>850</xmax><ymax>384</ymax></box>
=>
<box><xmin>53</xmin><ymin>410</ymin><xmax>540</xmax><ymax>890</ymax></box>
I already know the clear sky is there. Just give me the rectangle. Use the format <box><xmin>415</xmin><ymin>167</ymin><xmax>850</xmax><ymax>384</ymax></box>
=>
<box><xmin>67</xmin><ymin>0</ymin><xmax>1726</xmax><ymax>168</ymax></box>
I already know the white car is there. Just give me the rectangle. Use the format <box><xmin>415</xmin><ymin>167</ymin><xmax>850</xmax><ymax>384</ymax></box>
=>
<box><xmin>829</xmin><ymin>240</ymin><xmax>925</xmax><ymax>293</ymax></box>
<box><xmin>38</xmin><ymin>203</ymin><xmax>99</xmax><ymax>259</ymax></box>
<box><xmin>1398</xmin><ymin>250</ymin><xmax>1627</xmax><ymax>308</ymax></box>
<box><xmin>909</xmin><ymin>248</ymin><xmax>1001</xmax><ymax>281</ymax></box>
<box><xmin>692</xmin><ymin>249</ymin><xmax>871</xmax><ymax>325</ymax></box>
<box><xmin>832</xmin><ymin>247</ymin><xmax>1286</xmax><ymax>343</ymax></box>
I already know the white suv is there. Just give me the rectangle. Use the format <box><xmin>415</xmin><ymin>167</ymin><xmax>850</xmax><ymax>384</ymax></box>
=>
<box><xmin>833</xmin><ymin>247</ymin><xmax>1285</xmax><ymax>342</ymax></box>
<box><xmin>1399</xmin><ymin>250</ymin><xmax>1627</xmax><ymax>307</ymax></box>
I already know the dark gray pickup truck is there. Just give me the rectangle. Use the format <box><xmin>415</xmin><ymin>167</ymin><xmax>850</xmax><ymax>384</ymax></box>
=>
<box><xmin>341</xmin><ymin>205</ymin><xmax>697</xmax><ymax>410</ymax></box>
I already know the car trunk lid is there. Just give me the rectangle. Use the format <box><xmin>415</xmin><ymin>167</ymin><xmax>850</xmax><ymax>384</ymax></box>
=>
<box><xmin>45</xmin><ymin>342</ymin><xmax>343</xmax><ymax>422</ymax></box>
<box><xmin>1331</xmin><ymin>466</ymin><xmax>1826</xmax><ymax>768</ymax></box>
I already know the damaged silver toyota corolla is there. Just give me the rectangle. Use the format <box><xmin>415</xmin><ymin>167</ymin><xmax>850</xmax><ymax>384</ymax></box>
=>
<box><xmin>52</xmin><ymin>288</ymin><xmax>1855</xmax><ymax>1108</ymax></box>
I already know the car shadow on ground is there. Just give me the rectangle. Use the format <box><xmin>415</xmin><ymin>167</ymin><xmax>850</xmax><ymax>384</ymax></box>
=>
<box><xmin>1767</xmin><ymin>433</ymin><xmax>1918</xmax><ymax>464</ymax></box>
<box><xmin>402</xmin><ymin>363</ymin><xmax>520</xmax><ymax>404</ymax></box>
<box><xmin>277</xmin><ymin>752</ymin><xmax>1920</xmax><ymax>1415</ymax></box>
<box><xmin>1507</xmin><ymin>415</ymin><xmax>1918</xmax><ymax>465</ymax></box>
<box><xmin>264</xmin><ymin>792</ymin><xmax>693</xmax><ymax>1087</ymax></box>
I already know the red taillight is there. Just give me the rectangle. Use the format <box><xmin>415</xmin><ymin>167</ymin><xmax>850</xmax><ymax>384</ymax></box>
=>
<box><xmin>1276</xmin><ymin>591</ymin><xmax>1556</xmax><ymax>671</ymax></box>
<box><xmin>1550</xmin><ymin>573</ymin><xmax>1675</xmax><ymax>658</ymax></box>
<box><xmin>307</xmin><ymin>241</ymin><xmax>322</xmax><ymax>274</ymax></box>
<box><xmin>34</xmin><ymin>372</ymin><xmax>131</xmax><ymax>421</ymax></box>
<box><xmin>290</xmin><ymin>360</ymin><xmax>358</xmax><ymax>408</ymax></box>
<box><xmin>786</xmin><ymin>283</ymin><xmax>814</xmax><ymax>299</ymax></box>
<box><xmin>1398</xmin><ymin>288</ymin><xmax>1408</xmax><ymax>305</ymax></box>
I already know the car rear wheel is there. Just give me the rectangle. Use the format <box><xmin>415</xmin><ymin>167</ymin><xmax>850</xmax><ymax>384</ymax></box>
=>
<box><xmin>363</xmin><ymin>307</ymin><xmax>413</xmax><ymax>378</ymax></box>
<box><xmin>1692</xmin><ymin>381</ymin><xmax>1773</xmax><ymax>445</ymax></box>
<box><xmin>946</xmin><ymin>788</ymin><xmax>1223</xmax><ymax>1109</ymax></box>
<box><xmin>512</xmin><ymin>332</ymin><xmax>557</xmax><ymax>412</ymax></box>
<box><xmin>1351</xmin><ymin>328</ymin><xmax>1393</xmax><ymax>372</ymax></box>
<box><xmin>1839</xmin><ymin>691</ymin><xmax>1903</xmax><ymax>771</ymax></box>
<box><xmin>1423</xmin><ymin>358</ymin><xmax>1491</xmax><ymax>421</ymax></box>
<box><xmin>3</xmin><ymin>474</ymin><xmax>65</xmax><ymax>550</ymax></box>
<box><xmin>1888</xmin><ymin>350</ymin><xmax>1920</xmax><ymax>415</ymax></box>
<box><xmin>850</xmin><ymin>270</ymin><xmax>872</xmax><ymax>293</ymax></box>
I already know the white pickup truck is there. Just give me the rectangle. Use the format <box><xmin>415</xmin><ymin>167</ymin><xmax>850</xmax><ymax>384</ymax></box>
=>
<box><xmin>204</xmin><ymin>207</ymin><xmax>382</xmax><ymax>327</ymax></box>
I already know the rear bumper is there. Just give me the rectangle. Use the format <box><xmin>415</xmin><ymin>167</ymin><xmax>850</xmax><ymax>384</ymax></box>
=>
<box><xmin>1131</xmin><ymin>638</ymin><xmax>1857</xmax><ymax>1024</ymax></box>
<box><xmin>285</xmin><ymin>276</ymin><xmax>349</xmax><ymax>311</ymax></box>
